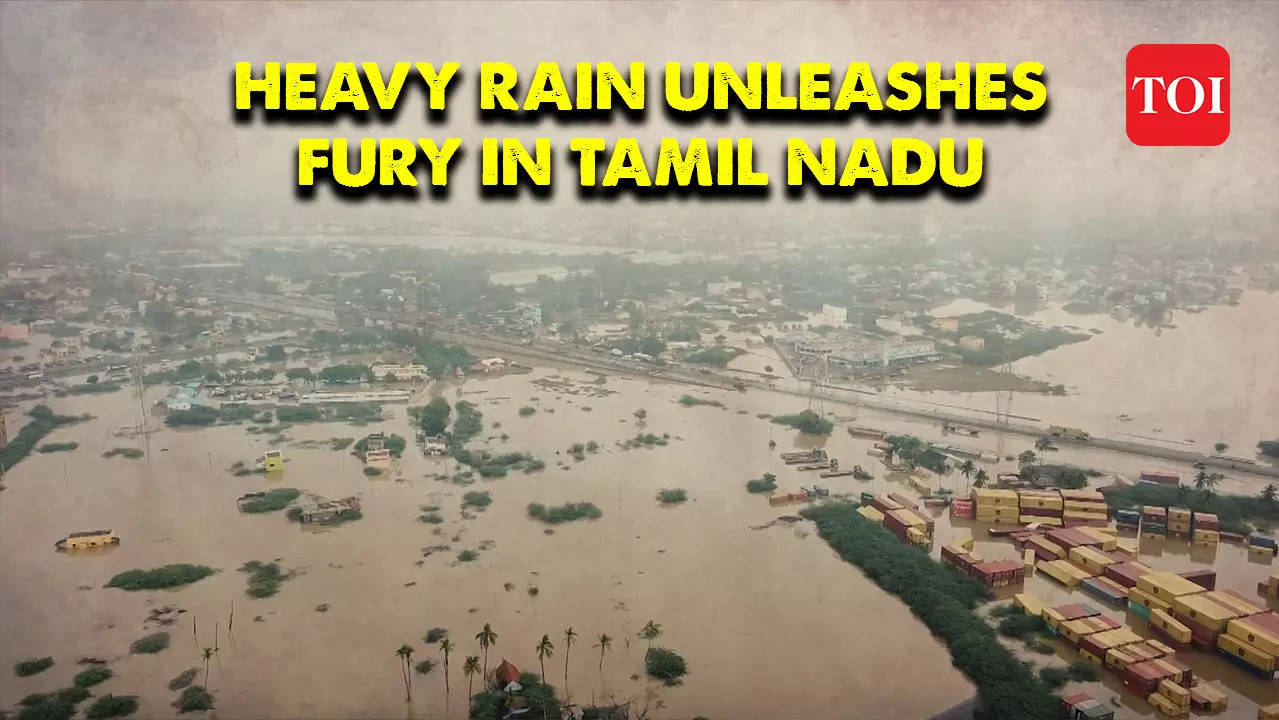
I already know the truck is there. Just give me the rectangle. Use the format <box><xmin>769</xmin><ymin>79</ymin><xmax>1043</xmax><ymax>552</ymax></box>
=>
<box><xmin>1047</xmin><ymin>425</ymin><xmax>1091</xmax><ymax>441</ymax></box>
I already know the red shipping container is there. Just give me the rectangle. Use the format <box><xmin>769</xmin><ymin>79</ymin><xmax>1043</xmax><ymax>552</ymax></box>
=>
<box><xmin>1104</xmin><ymin>562</ymin><xmax>1148</xmax><ymax>588</ymax></box>
<box><xmin>1178</xmin><ymin>568</ymin><xmax>1217</xmax><ymax>590</ymax></box>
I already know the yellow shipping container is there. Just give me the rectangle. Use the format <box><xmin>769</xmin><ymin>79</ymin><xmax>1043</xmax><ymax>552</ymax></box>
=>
<box><xmin>1023</xmin><ymin>548</ymin><xmax>1036</xmax><ymax>571</ymax></box>
<box><xmin>1152</xmin><ymin>658</ymin><xmax>1185</xmax><ymax>683</ymax></box>
<box><xmin>1171</xmin><ymin>594</ymin><xmax>1237</xmax><ymax>632</ymax></box>
<box><xmin>960</xmin><ymin>536</ymin><xmax>975</xmax><ymax>551</ymax></box>
<box><xmin>1022</xmin><ymin>515</ymin><xmax>1064</xmax><ymax>527</ymax></box>
<box><xmin>1167</xmin><ymin>507</ymin><xmax>1192</xmax><ymax>520</ymax></box>
<box><xmin>1037</xmin><ymin>559</ymin><xmax>1082</xmax><ymax>587</ymax></box>
<box><xmin>1260</xmin><ymin>703</ymin><xmax>1279</xmax><ymax>720</ymax></box>
<box><xmin>1128</xmin><ymin>586</ymin><xmax>1172</xmax><ymax>613</ymax></box>
<box><xmin>1063</xmin><ymin>500</ymin><xmax>1109</xmax><ymax>513</ymax></box>
<box><xmin>975</xmin><ymin>509</ymin><xmax>1019</xmax><ymax>522</ymax></box>
<box><xmin>1146</xmin><ymin>639</ymin><xmax>1175</xmax><ymax>656</ymax></box>
<box><xmin>1226</xmin><ymin>616</ymin><xmax>1279</xmax><ymax>657</ymax></box>
<box><xmin>1147</xmin><ymin>692</ymin><xmax>1187</xmax><ymax>718</ymax></box>
<box><xmin>1079</xmin><ymin>648</ymin><xmax>1103</xmax><ymax>666</ymax></box>
<box><xmin>1105</xmin><ymin>647</ymin><xmax>1134</xmax><ymax>669</ymax></box>
<box><xmin>1192</xmin><ymin>529</ymin><xmax>1219</xmax><ymax>545</ymax></box>
<box><xmin>1042</xmin><ymin>607</ymin><xmax>1066</xmax><ymax>631</ymax></box>
<box><xmin>857</xmin><ymin>505</ymin><xmax>885</xmax><ymax>523</ymax></box>
<box><xmin>1014</xmin><ymin>592</ymin><xmax>1045</xmax><ymax>617</ymax></box>
<box><xmin>1216</xmin><ymin>631</ymin><xmax>1276</xmax><ymax>672</ymax></box>
<box><xmin>1159</xmin><ymin>679</ymin><xmax>1190</xmax><ymax>707</ymax></box>
<box><xmin>1078</xmin><ymin>526</ymin><xmax>1118</xmax><ymax>550</ymax></box>
<box><xmin>973</xmin><ymin>488</ymin><xmax>1019</xmax><ymax>506</ymax></box>
<box><xmin>1137</xmin><ymin>571</ymin><xmax>1205</xmax><ymax>602</ymax></box>
<box><xmin>1027</xmin><ymin>535</ymin><xmax>1065</xmax><ymax>559</ymax></box>
<box><xmin>1090</xmin><ymin>628</ymin><xmax>1140</xmax><ymax>649</ymax></box>
<box><xmin>1116</xmin><ymin>538</ymin><xmax>1140</xmax><ymax>556</ymax></box>
<box><xmin>1149</xmin><ymin>609</ymin><xmax>1192</xmax><ymax>644</ymax></box>
<box><xmin>1018</xmin><ymin>494</ymin><xmax>1063</xmax><ymax>510</ymax></box>
<box><xmin>1069</xmin><ymin>545</ymin><xmax>1115</xmax><ymax>574</ymax></box>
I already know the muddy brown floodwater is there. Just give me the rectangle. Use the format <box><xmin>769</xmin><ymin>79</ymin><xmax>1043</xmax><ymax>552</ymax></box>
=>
<box><xmin>2</xmin><ymin>368</ymin><xmax>981</xmax><ymax>720</ymax></box>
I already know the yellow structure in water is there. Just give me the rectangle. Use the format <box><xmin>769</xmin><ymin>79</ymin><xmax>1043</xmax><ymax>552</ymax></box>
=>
<box><xmin>55</xmin><ymin>530</ymin><xmax>119</xmax><ymax>551</ymax></box>
<box><xmin>263</xmin><ymin>450</ymin><xmax>285</xmax><ymax>473</ymax></box>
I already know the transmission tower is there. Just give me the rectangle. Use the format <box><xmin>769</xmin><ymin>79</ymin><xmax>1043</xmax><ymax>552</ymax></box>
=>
<box><xmin>132</xmin><ymin>344</ymin><xmax>152</xmax><ymax>461</ymax></box>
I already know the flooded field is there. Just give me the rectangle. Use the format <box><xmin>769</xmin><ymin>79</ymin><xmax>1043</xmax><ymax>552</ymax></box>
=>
<box><xmin>0</xmin><ymin>369</ymin><xmax>982</xmax><ymax>720</ymax></box>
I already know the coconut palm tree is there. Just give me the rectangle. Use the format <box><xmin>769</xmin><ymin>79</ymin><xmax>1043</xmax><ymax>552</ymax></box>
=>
<box><xmin>1034</xmin><ymin>437</ymin><xmax>1053</xmax><ymax>458</ymax></box>
<box><xmin>562</xmin><ymin>626</ymin><xmax>578</xmax><ymax>699</ymax></box>
<box><xmin>594</xmin><ymin>633</ymin><xmax>612</xmax><ymax>693</ymax></box>
<box><xmin>476</xmin><ymin>623</ymin><xmax>497</xmax><ymax>681</ymax></box>
<box><xmin>973</xmin><ymin>468</ymin><xmax>989</xmax><ymax>490</ymax></box>
<box><xmin>395</xmin><ymin>644</ymin><xmax>415</xmax><ymax>700</ymax></box>
<box><xmin>535</xmin><ymin>634</ymin><xmax>554</xmax><ymax>683</ymax></box>
<box><xmin>463</xmin><ymin>656</ymin><xmax>481</xmax><ymax>702</ymax></box>
<box><xmin>638</xmin><ymin>620</ymin><xmax>662</xmax><ymax>649</ymax></box>
<box><xmin>1193</xmin><ymin>470</ymin><xmax>1219</xmax><ymax>503</ymax></box>
<box><xmin>439</xmin><ymin>637</ymin><xmax>454</xmax><ymax>714</ymax></box>
<box><xmin>959</xmin><ymin>459</ymin><xmax>976</xmax><ymax>479</ymax></box>
<box><xmin>1175</xmin><ymin>483</ymin><xmax>1191</xmax><ymax>505</ymax></box>
<box><xmin>202</xmin><ymin>647</ymin><xmax>213</xmax><ymax>686</ymax></box>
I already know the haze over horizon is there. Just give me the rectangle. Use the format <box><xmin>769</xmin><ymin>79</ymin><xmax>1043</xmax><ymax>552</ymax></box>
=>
<box><xmin>2</xmin><ymin>1</ymin><xmax>1276</xmax><ymax>244</ymax></box>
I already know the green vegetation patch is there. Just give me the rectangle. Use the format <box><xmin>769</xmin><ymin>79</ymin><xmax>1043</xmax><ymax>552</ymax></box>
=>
<box><xmin>15</xmin><ymin>698</ymin><xmax>75</xmax><ymax>720</ymax></box>
<box><xmin>746</xmin><ymin>473</ymin><xmax>778</xmax><ymax>494</ymax></box>
<box><xmin>84</xmin><ymin>695</ymin><xmax>138</xmax><ymax>719</ymax></box>
<box><xmin>644</xmin><ymin>647</ymin><xmax>688</xmax><ymax>686</ymax></box>
<box><xmin>36</xmin><ymin>442</ymin><xmax>79</xmax><ymax>454</ymax></box>
<box><xmin>73</xmin><ymin>667</ymin><xmax>113</xmax><ymax>688</ymax></box>
<box><xmin>772</xmin><ymin>410</ymin><xmax>833</xmax><ymax>435</ymax></box>
<box><xmin>1104</xmin><ymin>481</ymin><xmax>1279</xmax><ymax>536</ymax></box>
<box><xmin>801</xmin><ymin>502</ymin><xmax>1059</xmax><ymax>720</ymax></box>
<box><xmin>463</xmin><ymin>491</ymin><xmax>492</xmax><ymax>508</ymax></box>
<box><xmin>518</xmin><ymin>406</ymin><xmax>536</xmax><ymax>416</ymax></box>
<box><xmin>683</xmin><ymin>347</ymin><xmax>741</xmax><ymax>367</ymax></box>
<box><xmin>469</xmin><ymin>672</ymin><xmax>559</xmax><ymax>720</ymax></box>
<box><xmin>527</xmin><ymin>502</ymin><xmax>603</xmax><ymax>524</ymax></box>
<box><xmin>129</xmin><ymin>633</ymin><xmax>170</xmax><ymax>654</ymax></box>
<box><xmin>678</xmin><ymin>394</ymin><xmax>723</xmax><ymax>407</ymax></box>
<box><xmin>102</xmin><ymin>447</ymin><xmax>144</xmax><ymax>459</ymax></box>
<box><xmin>106</xmin><ymin>564</ymin><xmax>215</xmax><ymax>591</ymax></box>
<box><xmin>238</xmin><ymin>488</ymin><xmax>301</xmax><ymax>513</ymax></box>
<box><xmin>240</xmin><ymin>560</ymin><xmax>293</xmax><ymax>598</ymax></box>
<box><xmin>657</xmin><ymin>488</ymin><xmax>688</xmax><ymax>504</ymax></box>
<box><xmin>451</xmin><ymin>400</ymin><xmax>484</xmax><ymax>445</ymax></box>
<box><xmin>14</xmin><ymin>657</ymin><xmax>54</xmax><ymax>677</ymax></box>
<box><xmin>173</xmin><ymin>686</ymin><xmax>214</xmax><ymax>713</ymax></box>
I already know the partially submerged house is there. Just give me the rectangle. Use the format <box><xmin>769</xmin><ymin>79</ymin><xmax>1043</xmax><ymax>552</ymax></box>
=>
<box><xmin>296</xmin><ymin>497</ymin><xmax>361</xmax><ymax>524</ymax></box>
<box><xmin>55</xmin><ymin>530</ymin><xmax>119</xmax><ymax>551</ymax></box>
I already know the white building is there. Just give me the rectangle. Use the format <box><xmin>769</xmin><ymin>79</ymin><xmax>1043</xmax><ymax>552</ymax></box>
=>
<box><xmin>819</xmin><ymin>304</ymin><xmax>848</xmax><ymax>327</ymax></box>
<box><xmin>371</xmin><ymin>363</ymin><xmax>429</xmax><ymax>381</ymax></box>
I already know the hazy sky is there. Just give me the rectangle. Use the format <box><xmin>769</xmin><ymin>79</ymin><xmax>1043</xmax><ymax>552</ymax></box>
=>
<box><xmin>1</xmin><ymin>1</ymin><xmax>1276</xmax><ymax>241</ymax></box>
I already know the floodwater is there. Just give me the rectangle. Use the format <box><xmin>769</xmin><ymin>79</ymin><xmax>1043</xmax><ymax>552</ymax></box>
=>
<box><xmin>0</xmin><ymin>370</ymin><xmax>982</xmax><ymax>720</ymax></box>
<box><xmin>896</xmin><ymin>290</ymin><xmax>1279</xmax><ymax>457</ymax></box>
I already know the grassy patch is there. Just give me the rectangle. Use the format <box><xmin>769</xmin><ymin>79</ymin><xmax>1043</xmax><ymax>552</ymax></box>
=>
<box><xmin>84</xmin><ymin>695</ymin><xmax>138</xmax><ymax>719</ymax></box>
<box><xmin>423</xmin><ymin>627</ymin><xmax>448</xmax><ymax>644</ymax></box>
<box><xmin>457</xmin><ymin>549</ymin><xmax>479</xmax><ymax>562</ymax></box>
<box><xmin>801</xmin><ymin>502</ymin><xmax>1059</xmax><ymax>720</ymax></box>
<box><xmin>237</xmin><ymin>488</ymin><xmax>301</xmax><ymax>513</ymax></box>
<box><xmin>363</xmin><ymin>466</ymin><xmax>384</xmax><ymax>476</ymax></box>
<box><xmin>414</xmin><ymin>659</ymin><xmax>436</xmax><ymax>675</ymax></box>
<box><xmin>463</xmin><ymin>491</ymin><xmax>492</xmax><ymax>508</ymax></box>
<box><xmin>73</xmin><ymin>667</ymin><xmax>113</xmax><ymax>688</ymax></box>
<box><xmin>14</xmin><ymin>657</ymin><xmax>54</xmax><ymax>677</ymax></box>
<box><xmin>240</xmin><ymin>560</ymin><xmax>292</xmax><ymax>598</ymax></box>
<box><xmin>657</xmin><ymin>488</ymin><xmax>688</xmax><ymax>504</ymax></box>
<box><xmin>678</xmin><ymin>395</ymin><xmax>723</xmax><ymax>408</ymax></box>
<box><xmin>37</xmin><ymin>441</ymin><xmax>79</xmax><ymax>454</ymax></box>
<box><xmin>106</xmin><ymin>564</ymin><xmax>214</xmax><ymax>591</ymax></box>
<box><xmin>102</xmin><ymin>447</ymin><xmax>144</xmax><ymax>459</ymax></box>
<box><xmin>173</xmin><ymin>686</ymin><xmax>213</xmax><ymax>713</ymax></box>
<box><xmin>129</xmin><ymin>633</ymin><xmax>170</xmax><ymax>654</ymax></box>
<box><xmin>518</xmin><ymin>406</ymin><xmax>536</xmax><ymax>417</ymax></box>
<box><xmin>15</xmin><ymin>698</ymin><xmax>76</xmax><ymax>720</ymax></box>
<box><xmin>620</xmin><ymin>433</ymin><xmax>669</xmax><ymax>450</ymax></box>
<box><xmin>527</xmin><ymin>502</ymin><xmax>602</xmax><ymax>524</ymax></box>
<box><xmin>0</xmin><ymin>406</ymin><xmax>91</xmax><ymax>474</ymax></box>
<box><xmin>644</xmin><ymin>647</ymin><xmax>687</xmax><ymax>686</ymax></box>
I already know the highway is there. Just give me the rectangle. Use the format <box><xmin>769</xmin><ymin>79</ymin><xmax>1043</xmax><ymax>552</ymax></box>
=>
<box><xmin>213</xmin><ymin>292</ymin><xmax>1279</xmax><ymax>481</ymax></box>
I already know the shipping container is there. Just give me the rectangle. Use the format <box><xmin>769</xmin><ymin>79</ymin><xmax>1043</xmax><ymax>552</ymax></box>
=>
<box><xmin>1171</xmin><ymin>594</ymin><xmax>1237</xmax><ymax>632</ymax></box>
<box><xmin>1226</xmin><ymin>613</ymin><xmax>1279</xmax><ymax>657</ymax></box>
<box><xmin>1177</xmin><ymin>568</ymin><xmax>1216</xmax><ymax>590</ymax></box>
<box><xmin>1215</xmin><ymin>631</ymin><xmax>1276</xmax><ymax>672</ymax></box>
<box><xmin>1149</xmin><ymin>609</ymin><xmax>1192</xmax><ymax>645</ymax></box>
<box><xmin>1104</xmin><ymin>561</ymin><xmax>1151</xmax><ymax>588</ymax></box>
<box><xmin>1137</xmin><ymin>571</ymin><xmax>1206</xmax><ymax>603</ymax></box>
<box><xmin>1139</xmin><ymin>471</ymin><xmax>1179</xmax><ymax>485</ymax></box>
<box><xmin>1128</xmin><ymin>586</ymin><xmax>1171</xmax><ymax>614</ymax></box>
<box><xmin>1206</xmin><ymin>590</ymin><xmax>1266</xmax><ymax>618</ymax></box>
<box><xmin>1187</xmin><ymin>683</ymin><xmax>1228</xmax><ymax>712</ymax></box>
<box><xmin>887</xmin><ymin>492</ymin><xmax>917</xmax><ymax>509</ymax></box>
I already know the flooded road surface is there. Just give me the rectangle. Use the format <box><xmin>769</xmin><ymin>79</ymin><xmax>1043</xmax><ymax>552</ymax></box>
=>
<box><xmin>1</xmin><ymin>370</ymin><xmax>978</xmax><ymax>720</ymax></box>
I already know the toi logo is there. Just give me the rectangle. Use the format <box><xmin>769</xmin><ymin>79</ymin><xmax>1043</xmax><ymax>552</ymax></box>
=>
<box><xmin>1126</xmin><ymin>44</ymin><xmax>1230</xmax><ymax>146</ymax></box>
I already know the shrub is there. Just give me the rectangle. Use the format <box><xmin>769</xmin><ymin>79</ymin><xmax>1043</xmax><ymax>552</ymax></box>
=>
<box><xmin>107</xmin><ymin>564</ymin><xmax>214</xmax><ymax>591</ymax></box>
<box><xmin>997</xmin><ymin>614</ymin><xmax>1045</xmax><ymax>640</ymax></box>
<box><xmin>37</xmin><ymin>442</ymin><xmax>79</xmax><ymax>454</ymax></box>
<box><xmin>240</xmin><ymin>560</ymin><xmax>291</xmax><ymax>598</ymax></box>
<box><xmin>1067</xmin><ymin>661</ymin><xmax>1097</xmax><ymax>682</ymax></box>
<box><xmin>167</xmin><ymin>668</ymin><xmax>199</xmax><ymax>691</ymax></box>
<box><xmin>419</xmin><ymin>512</ymin><xmax>444</xmax><ymax>524</ymax></box>
<box><xmin>0</xmin><ymin>405</ymin><xmax>89</xmax><ymax>473</ymax></box>
<box><xmin>73</xmin><ymin>667</ymin><xmax>113</xmax><ymax>688</ymax></box>
<box><xmin>423</xmin><ymin>627</ymin><xmax>448</xmax><ymax>644</ymax></box>
<box><xmin>285</xmin><ymin>506</ymin><xmax>303</xmax><ymax>521</ymax></box>
<box><xmin>414</xmin><ymin>659</ymin><xmax>436</xmax><ymax>675</ymax></box>
<box><xmin>85</xmin><ymin>695</ymin><xmax>138</xmax><ymax>719</ymax></box>
<box><xmin>518</xmin><ymin>406</ymin><xmax>536</xmax><ymax>416</ymax></box>
<box><xmin>463</xmin><ymin>491</ymin><xmax>492</xmax><ymax>508</ymax></box>
<box><xmin>102</xmin><ymin>447</ymin><xmax>144</xmax><ymax>459</ymax></box>
<box><xmin>527</xmin><ymin>502</ymin><xmax>602</xmax><ymax>524</ymax></box>
<box><xmin>657</xmin><ymin>488</ymin><xmax>688</xmax><ymax>504</ymax></box>
<box><xmin>644</xmin><ymin>647</ymin><xmax>687</xmax><ymax>685</ymax></box>
<box><xmin>457</xmin><ymin>550</ymin><xmax>479</xmax><ymax>562</ymax></box>
<box><xmin>14</xmin><ymin>657</ymin><xmax>54</xmax><ymax>677</ymax></box>
<box><xmin>129</xmin><ymin>633</ymin><xmax>170</xmax><ymax>654</ymax></box>
<box><xmin>15</xmin><ymin>698</ymin><xmax>75</xmax><ymax>720</ymax></box>
<box><xmin>1038</xmin><ymin>666</ymin><xmax>1069</xmax><ymax>689</ymax></box>
<box><xmin>56</xmin><ymin>686</ymin><xmax>90</xmax><ymax>704</ymax></box>
<box><xmin>363</xmin><ymin>466</ymin><xmax>383</xmax><ymax>476</ymax></box>
<box><xmin>746</xmin><ymin>473</ymin><xmax>778</xmax><ymax>494</ymax></box>
<box><xmin>173</xmin><ymin>686</ymin><xmax>214</xmax><ymax>713</ymax></box>
<box><xmin>771</xmin><ymin>410</ymin><xmax>833</xmax><ymax>435</ymax></box>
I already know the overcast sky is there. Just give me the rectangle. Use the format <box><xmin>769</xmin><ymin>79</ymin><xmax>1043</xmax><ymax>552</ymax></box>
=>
<box><xmin>1</xmin><ymin>1</ymin><xmax>1276</xmax><ymax>243</ymax></box>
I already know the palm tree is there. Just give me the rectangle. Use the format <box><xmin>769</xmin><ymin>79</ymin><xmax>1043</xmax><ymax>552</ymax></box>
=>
<box><xmin>463</xmin><ymin>656</ymin><xmax>481</xmax><ymax>702</ymax></box>
<box><xmin>395</xmin><ymin>644</ymin><xmax>415</xmax><ymax>700</ymax></box>
<box><xmin>562</xmin><ymin>626</ymin><xmax>578</xmax><ymax>700</ymax></box>
<box><xmin>202</xmin><ymin>647</ymin><xmax>213</xmax><ymax>686</ymax></box>
<box><xmin>1034</xmin><ymin>437</ymin><xmax>1053</xmax><ymax>459</ymax></box>
<box><xmin>1193</xmin><ymin>470</ymin><xmax>1219</xmax><ymax>503</ymax></box>
<box><xmin>959</xmin><ymin>459</ymin><xmax>975</xmax><ymax>479</ymax></box>
<box><xmin>638</xmin><ymin>620</ymin><xmax>662</xmax><ymax>649</ymax></box>
<box><xmin>1175</xmin><ymin>482</ymin><xmax>1191</xmax><ymax>505</ymax></box>
<box><xmin>1018</xmin><ymin>449</ymin><xmax>1037</xmax><ymax>467</ymax></box>
<box><xmin>476</xmin><ymin>623</ymin><xmax>497</xmax><ymax>681</ymax></box>
<box><xmin>973</xmin><ymin>468</ymin><xmax>988</xmax><ymax>490</ymax></box>
<box><xmin>535</xmin><ymin>634</ymin><xmax>555</xmax><ymax>683</ymax></box>
<box><xmin>594</xmin><ymin>633</ymin><xmax>612</xmax><ymax>693</ymax></box>
<box><xmin>882</xmin><ymin>446</ymin><xmax>894</xmax><ymax>466</ymax></box>
<box><xmin>439</xmin><ymin>637</ymin><xmax>454</xmax><ymax>714</ymax></box>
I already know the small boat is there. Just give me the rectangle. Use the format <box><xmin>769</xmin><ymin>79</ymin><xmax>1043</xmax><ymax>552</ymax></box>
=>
<box><xmin>55</xmin><ymin>530</ymin><xmax>120</xmax><ymax>551</ymax></box>
<box><xmin>797</xmin><ymin>461</ymin><xmax>832</xmax><ymax>471</ymax></box>
<box><xmin>820</xmin><ymin>468</ymin><xmax>853</xmax><ymax>478</ymax></box>
<box><xmin>852</xmin><ymin>465</ymin><xmax>873</xmax><ymax>481</ymax></box>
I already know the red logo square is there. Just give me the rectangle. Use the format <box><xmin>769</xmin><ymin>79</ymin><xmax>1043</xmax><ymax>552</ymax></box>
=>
<box><xmin>1126</xmin><ymin>44</ymin><xmax>1229</xmax><ymax>146</ymax></box>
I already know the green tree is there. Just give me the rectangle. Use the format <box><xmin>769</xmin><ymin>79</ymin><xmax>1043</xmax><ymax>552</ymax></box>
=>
<box><xmin>1260</xmin><ymin>484</ymin><xmax>1278</xmax><ymax>507</ymax></box>
<box><xmin>265</xmin><ymin>345</ymin><xmax>286</xmax><ymax>362</ymax></box>
<box><xmin>959</xmin><ymin>459</ymin><xmax>975</xmax><ymax>479</ymax></box>
<box><xmin>476</xmin><ymin>623</ymin><xmax>497</xmax><ymax>680</ymax></box>
<box><xmin>562</xmin><ymin>626</ymin><xmax>578</xmax><ymax>700</ymax></box>
<box><xmin>638</xmin><ymin>620</ymin><xmax>662</xmax><ymax>649</ymax></box>
<box><xmin>595</xmin><ymin>633</ymin><xmax>612</xmax><ymax>690</ymax></box>
<box><xmin>439</xmin><ymin>637</ymin><xmax>454</xmax><ymax>713</ymax></box>
<box><xmin>973</xmin><ymin>468</ymin><xmax>989</xmax><ymax>489</ymax></box>
<box><xmin>463</xmin><ymin>655</ymin><xmax>480</xmax><ymax>701</ymax></box>
<box><xmin>1175</xmin><ymin>483</ymin><xmax>1191</xmax><ymax>505</ymax></box>
<box><xmin>1193</xmin><ymin>470</ymin><xmax>1219</xmax><ymax>503</ymax></box>
<box><xmin>1018</xmin><ymin>449</ymin><xmax>1037</xmax><ymax>466</ymax></box>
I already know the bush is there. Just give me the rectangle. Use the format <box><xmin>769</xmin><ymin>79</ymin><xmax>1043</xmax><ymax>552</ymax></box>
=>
<box><xmin>1038</xmin><ymin>666</ymin><xmax>1069</xmax><ymax>689</ymax></box>
<box><xmin>0</xmin><ymin>405</ymin><xmax>89</xmax><ymax>472</ymax></box>
<box><xmin>37</xmin><ymin>442</ymin><xmax>79</xmax><ymax>454</ymax></box>
<box><xmin>1067</xmin><ymin>661</ymin><xmax>1097</xmax><ymax>682</ymax></box>
<box><xmin>772</xmin><ymin>410</ymin><xmax>833</xmax><ymax>435</ymax></box>
<box><xmin>173</xmin><ymin>686</ymin><xmax>214</xmax><ymax>713</ymax></box>
<box><xmin>678</xmin><ymin>395</ymin><xmax>723</xmax><ymax>407</ymax></box>
<box><xmin>107</xmin><ymin>564</ymin><xmax>214</xmax><ymax>591</ymax></box>
<box><xmin>657</xmin><ymin>488</ymin><xmax>688</xmax><ymax>504</ymax></box>
<box><xmin>423</xmin><ymin>627</ymin><xmax>448</xmax><ymax>644</ymax></box>
<box><xmin>469</xmin><ymin>672</ymin><xmax>559</xmax><ymax>720</ymax></box>
<box><xmin>463</xmin><ymin>491</ymin><xmax>492</xmax><ymax>508</ymax></box>
<box><xmin>363</xmin><ymin>466</ymin><xmax>383</xmax><ymax>476</ymax></box>
<box><xmin>102</xmin><ymin>447</ymin><xmax>144</xmax><ymax>459</ymax></box>
<box><xmin>527</xmin><ymin>502</ymin><xmax>603</xmax><ymax>524</ymax></box>
<box><xmin>457</xmin><ymin>549</ymin><xmax>479</xmax><ymax>562</ymax></box>
<box><xmin>73</xmin><ymin>667</ymin><xmax>114</xmax><ymax>688</ymax></box>
<box><xmin>167</xmin><ymin>669</ymin><xmax>199</xmax><ymax>691</ymax></box>
<box><xmin>419</xmin><ymin>511</ymin><xmax>444</xmax><ymax>524</ymax></box>
<box><xmin>518</xmin><ymin>406</ymin><xmax>536</xmax><ymax>416</ymax></box>
<box><xmin>56</xmin><ymin>686</ymin><xmax>90</xmax><ymax>704</ymax></box>
<box><xmin>85</xmin><ymin>695</ymin><xmax>138</xmax><ymax>719</ymax></box>
<box><xmin>128</xmin><ymin>632</ymin><xmax>169</xmax><ymax>654</ymax></box>
<box><xmin>644</xmin><ymin>647</ymin><xmax>687</xmax><ymax>685</ymax></box>
<box><xmin>237</xmin><ymin>488</ymin><xmax>300</xmax><ymax>513</ymax></box>
<box><xmin>414</xmin><ymin>659</ymin><xmax>436</xmax><ymax>675</ymax></box>
<box><xmin>801</xmin><ymin>502</ymin><xmax>1059</xmax><ymax>720</ymax></box>
<box><xmin>240</xmin><ymin>560</ymin><xmax>291</xmax><ymax>598</ymax></box>
<box><xmin>15</xmin><ymin>697</ymin><xmax>75</xmax><ymax>720</ymax></box>
<box><xmin>997</xmin><ymin>614</ymin><xmax>1046</xmax><ymax>640</ymax></box>
<box><xmin>14</xmin><ymin>657</ymin><xmax>54</xmax><ymax>677</ymax></box>
<box><xmin>746</xmin><ymin>473</ymin><xmax>778</xmax><ymax>494</ymax></box>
